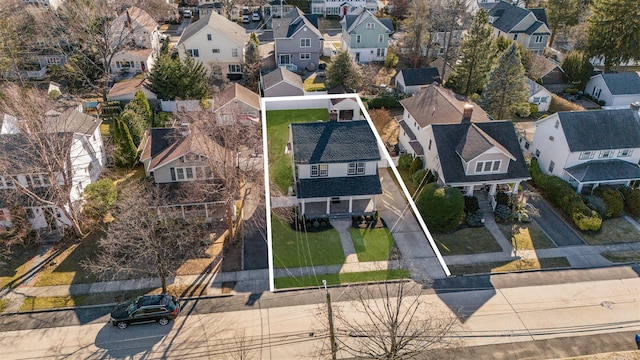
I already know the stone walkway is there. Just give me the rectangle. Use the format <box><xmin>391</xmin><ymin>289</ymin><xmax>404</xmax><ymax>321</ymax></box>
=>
<box><xmin>329</xmin><ymin>218</ymin><xmax>358</xmax><ymax>263</ymax></box>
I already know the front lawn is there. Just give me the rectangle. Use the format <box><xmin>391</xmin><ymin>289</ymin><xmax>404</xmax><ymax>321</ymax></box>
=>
<box><xmin>580</xmin><ymin>217</ymin><xmax>640</xmax><ymax>245</ymax></box>
<box><xmin>266</xmin><ymin>109</ymin><xmax>329</xmax><ymax>193</ymax></box>
<box><xmin>271</xmin><ymin>216</ymin><xmax>345</xmax><ymax>268</ymax></box>
<box><xmin>448</xmin><ymin>257</ymin><xmax>570</xmax><ymax>275</ymax></box>
<box><xmin>434</xmin><ymin>227</ymin><xmax>502</xmax><ymax>255</ymax></box>
<box><xmin>34</xmin><ymin>233</ymin><xmax>101</xmax><ymax>286</ymax></box>
<box><xmin>350</xmin><ymin>227</ymin><xmax>396</xmax><ymax>262</ymax></box>
<box><xmin>275</xmin><ymin>269</ymin><xmax>409</xmax><ymax>289</ymax></box>
<box><xmin>0</xmin><ymin>245</ymin><xmax>39</xmax><ymax>289</ymax></box>
<box><xmin>602</xmin><ymin>251</ymin><xmax>640</xmax><ymax>263</ymax></box>
<box><xmin>497</xmin><ymin>222</ymin><xmax>556</xmax><ymax>250</ymax></box>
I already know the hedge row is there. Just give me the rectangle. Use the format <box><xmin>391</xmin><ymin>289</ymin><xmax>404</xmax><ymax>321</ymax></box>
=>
<box><xmin>529</xmin><ymin>158</ymin><xmax>602</xmax><ymax>231</ymax></box>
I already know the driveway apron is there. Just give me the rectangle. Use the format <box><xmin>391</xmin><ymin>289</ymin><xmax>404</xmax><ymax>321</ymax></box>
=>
<box><xmin>524</xmin><ymin>187</ymin><xmax>585</xmax><ymax>246</ymax></box>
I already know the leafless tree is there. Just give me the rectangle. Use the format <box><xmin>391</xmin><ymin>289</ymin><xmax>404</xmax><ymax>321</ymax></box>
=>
<box><xmin>83</xmin><ymin>182</ymin><xmax>210</xmax><ymax>293</ymax></box>
<box><xmin>331</xmin><ymin>281</ymin><xmax>459</xmax><ymax>359</ymax></box>
<box><xmin>0</xmin><ymin>84</ymin><xmax>99</xmax><ymax>238</ymax></box>
<box><xmin>429</xmin><ymin>0</ymin><xmax>472</xmax><ymax>79</ymax></box>
<box><xmin>400</xmin><ymin>0</ymin><xmax>431</xmax><ymax>68</ymax></box>
<box><xmin>225</xmin><ymin>329</ymin><xmax>258</xmax><ymax>360</ymax></box>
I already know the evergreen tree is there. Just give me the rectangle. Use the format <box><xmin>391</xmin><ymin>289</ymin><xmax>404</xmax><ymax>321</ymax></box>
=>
<box><xmin>118</xmin><ymin>109</ymin><xmax>146</xmax><ymax>147</ymax></box>
<box><xmin>148</xmin><ymin>53</ymin><xmax>211</xmax><ymax>100</ymax></box>
<box><xmin>584</xmin><ymin>0</ymin><xmax>640</xmax><ymax>71</ymax></box>
<box><xmin>148</xmin><ymin>52</ymin><xmax>181</xmax><ymax>100</ymax></box>
<box><xmin>113</xmin><ymin>117</ymin><xmax>139</xmax><ymax>168</ymax></box>
<box><xmin>126</xmin><ymin>89</ymin><xmax>153</xmax><ymax>125</ymax></box>
<box><xmin>545</xmin><ymin>0</ymin><xmax>585</xmax><ymax>48</ymax></box>
<box><xmin>181</xmin><ymin>55</ymin><xmax>211</xmax><ymax>100</ymax></box>
<box><xmin>561</xmin><ymin>50</ymin><xmax>594</xmax><ymax>88</ymax></box>
<box><xmin>243</xmin><ymin>33</ymin><xmax>261</xmax><ymax>93</ymax></box>
<box><xmin>480</xmin><ymin>42</ymin><xmax>529</xmax><ymax>120</ymax></box>
<box><xmin>326</xmin><ymin>51</ymin><xmax>362</xmax><ymax>91</ymax></box>
<box><xmin>446</xmin><ymin>9</ymin><xmax>493</xmax><ymax>96</ymax></box>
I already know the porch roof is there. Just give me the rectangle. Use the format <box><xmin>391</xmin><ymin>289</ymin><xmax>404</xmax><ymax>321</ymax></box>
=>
<box><xmin>565</xmin><ymin>159</ymin><xmax>640</xmax><ymax>183</ymax></box>
<box><xmin>296</xmin><ymin>175</ymin><xmax>382</xmax><ymax>199</ymax></box>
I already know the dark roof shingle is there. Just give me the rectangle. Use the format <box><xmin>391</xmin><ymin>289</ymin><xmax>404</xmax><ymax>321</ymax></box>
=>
<box><xmin>558</xmin><ymin>109</ymin><xmax>640</xmax><ymax>152</ymax></box>
<box><xmin>600</xmin><ymin>73</ymin><xmax>640</xmax><ymax>95</ymax></box>
<box><xmin>296</xmin><ymin>175</ymin><xmax>382</xmax><ymax>198</ymax></box>
<box><xmin>398</xmin><ymin>68</ymin><xmax>441</xmax><ymax>87</ymax></box>
<box><xmin>565</xmin><ymin>159</ymin><xmax>640</xmax><ymax>182</ymax></box>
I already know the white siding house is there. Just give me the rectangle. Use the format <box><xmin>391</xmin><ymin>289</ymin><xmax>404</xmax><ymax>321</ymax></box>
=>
<box><xmin>526</xmin><ymin>79</ymin><xmax>552</xmax><ymax>112</ymax></box>
<box><xmin>585</xmin><ymin>73</ymin><xmax>640</xmax><ymax>108</ymax></box>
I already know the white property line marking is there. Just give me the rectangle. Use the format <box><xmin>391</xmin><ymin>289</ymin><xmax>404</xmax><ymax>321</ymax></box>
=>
<box><xmin>260</xmin><ymin>93</ymin><xmax>451</xmax><ymax>291</ymax></box>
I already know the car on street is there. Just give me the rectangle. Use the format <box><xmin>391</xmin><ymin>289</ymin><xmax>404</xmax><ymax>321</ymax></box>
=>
<box><xmin>242</xmin><ymin>14</ymin><xmax>250</xmax><ymax>23</ymax></box>
<box><xmin>183</xmin><ymin>9</ymin><xmax>192</xmax><ymax>18</ymax></box>
<box><xmin>110</xmin><ymin>294</ymin><xmax>180</xmax><ymax>329</ymax></box>
<box><xmin>252</xmin><ymin>12</ymin><xmax>260</xmax><ymax>21</ymax></box>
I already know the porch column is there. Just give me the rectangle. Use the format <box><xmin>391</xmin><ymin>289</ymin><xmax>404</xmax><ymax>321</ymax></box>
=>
<box><xmin>466</xmin><ymin>185</ymin><xmax>474</xmax><ymax>196</ymax></box>
<box><xmin>181</xmin><ymin>205</ymin><xmax>186</xmax><ymax>220</ymax></box>
<box><xmin>373</xmin><ymin>195</ymin><xmax>377</xmax><ymax>211</ymax></box>
<box><xmin>326</xmin><ymin>198</ymin><xmax>331</xmax><ymax>215</ymax></box>
<box><xmin>489</xmin><ymin>184</ymin><xmax>497</xmax><ymax>196</ymax></box>
<box><xmin>576</xmin><ymin>183</ymin><xmax>583</xmax><ymax>193</ymax></box>
<box><xmin>301</xmin><ymin>200</ymin><xmax>305</xmax><ymax>216</ymax></box>
<box><xmin>348</xmin><ymin>196</ymin><xmax>353</xmax><ymax>213</ymax></box>
<box><xmin>512</xmin><ymin>181</ymin><xmax>521</xmax><ymax>194</ymax></box>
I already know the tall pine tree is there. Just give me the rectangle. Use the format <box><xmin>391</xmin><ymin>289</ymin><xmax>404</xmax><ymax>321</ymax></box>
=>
<box><xmin>585</xmin><ymin>0</ymin><xmax>640</xmax><ymax>71</ymax></box>
<box><xmin>446</xmin><ymin>9</ymin><xmax>493</xmax><ymax>96</ymax></box>
<box><xmin>113</xmin><ymin>117</ymin><xmax>139</xmax><ymax>168</ymax></box>
<box><xmin>243</xmin><ymin>33</ymin><xmax>261</xmax><ymax>93</ymax></box>
<box><xmin>545</xmin><ymin>0</ymin><xmax>585</xmax><ymax>48</ymax></box>
<box><xmin>148</xmin><ymin>53</ymin><xmax>211</xmax><ymax>100</ymax></box>
<box><xmin>326</xmin><ymin>51</ymin><xmax>362</xmax><ymax>91</ymax></box>
<box><xmin>480</xmin><ymin>42</ymin><xmax>529</xmax><ymax>120</ymax></box>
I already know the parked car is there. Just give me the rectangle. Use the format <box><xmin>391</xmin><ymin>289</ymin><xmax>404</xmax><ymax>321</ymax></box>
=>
<box><xmin>110</xmin><ymin>294</ymin><xmax>180</xmax><ymax>329</ymax></box>
<box><xmin>252</xmin><ymin>12</ymin><xmax>260</xmax><ymax>21</ymax></box>
<box><xmin>183</xmin><ymin>9</ymin><xmax>192</xmax><ymax>18</ymax></box>
<box><xmin>242</xmin><ymin>14</ymin><xmax>250</xmax><ymax>23</ymax></box>
<box><xmin>316</xmin><ymin>62</ymin><xmax>326</xmax><ymax>77</ymax></box>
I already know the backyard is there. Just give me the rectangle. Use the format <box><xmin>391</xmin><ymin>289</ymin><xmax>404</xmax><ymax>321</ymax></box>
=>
<box><xmin>266</xmin><ymin>109</ymin><xmax>329</xmax><ymax>193</ymax></box>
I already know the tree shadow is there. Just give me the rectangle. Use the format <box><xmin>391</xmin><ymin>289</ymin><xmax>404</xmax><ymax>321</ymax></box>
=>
<box><xmin>94</xmin><ymin>321</ymin><xmax>174</xmax><ymax>358</ymax></box>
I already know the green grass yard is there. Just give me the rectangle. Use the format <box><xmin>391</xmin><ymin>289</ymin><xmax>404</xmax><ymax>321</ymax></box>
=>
<box><xmin>350</xmin><ymin>227</ymin><xmax>396</xmax><ymax>262</ymax></box>
<box><xmin>275</xmin><ymin>269</ymin><xmax>409</xmax><ymax>289</ymax></box>
<box><xmin>434</xmin><ymin>227</ymin><xmax>503</xmax><ymax>255</ymax></box>
<box><xmin>580</xmin><ymin>217</ymin><xmax>640</xmax><ymax>245</ymax></box>
<box><xmin>266</xmin><ymin>109</ymin><xmax>329</xmax><ymax>193</ymax></box>
<box><xmin>271</xmin><ymin>216</ymin><xmax>345</xmax><ymax>268</ymax></box>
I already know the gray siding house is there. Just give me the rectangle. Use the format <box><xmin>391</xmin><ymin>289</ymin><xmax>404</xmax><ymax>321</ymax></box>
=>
<box><xmin>340</xmin><ymin>8</ymin><xmax>393</xmax><ymax>63</ymax></box>
<box><xmin>273</xmin><ymin>8</ymin><xmax>324</xmax><ymax>72</ymax></box>
<box><xmin>483</xmin><ymin>1</ymin><xmax>550</xmax><ymax>55</ymax></box>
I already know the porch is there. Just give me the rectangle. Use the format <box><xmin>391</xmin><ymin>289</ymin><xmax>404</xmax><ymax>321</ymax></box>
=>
<box><xmin>299</xmin><ymin>196</ymin><xmax>376</xmax><ymax>218</ymax></box>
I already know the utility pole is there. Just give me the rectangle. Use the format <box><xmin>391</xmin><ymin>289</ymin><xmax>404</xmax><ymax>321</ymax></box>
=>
<box><xmin>323</xmin><ymin>280</ymin><xmax>338</xmax><ymax>360</ymax></box>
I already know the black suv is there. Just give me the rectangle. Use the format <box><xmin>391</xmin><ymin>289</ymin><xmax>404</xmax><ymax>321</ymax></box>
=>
<box><xmin>110</xmin><ymin>294</ymin><xmax>180</xmax><ymax>329</ymax></box>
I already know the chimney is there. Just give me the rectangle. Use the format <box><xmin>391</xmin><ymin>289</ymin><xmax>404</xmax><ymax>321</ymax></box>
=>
<box><xmin>631</xmin><ymin>102</ymin><xmax>640</xmax><ymax>113</ymax></box>
<box><xmin>329</xmin><ymin>109</ymin><xmax>338</xmax><ymax>121</ymax></box>
<box><xmin>462</xmin><ymin>103</ymin><xmax>473</xmax><ymax>123</ymax></box>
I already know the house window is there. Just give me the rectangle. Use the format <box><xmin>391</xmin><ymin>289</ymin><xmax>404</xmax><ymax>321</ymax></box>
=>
<box><xmin>356</xmin><ymin>162</ymin><xmax>365</xmax><ymax>174</ymax></box>
<box><xmin>311</xmin><ymin>164</ymin><xmax>319</xmax><ymax>177</ymax></box>
<box><xmin>428</xmin><ymin>139</ymin><xmax>432</xmax><ymax>150</ymax></box>
<box><xmin>229</xmin><ymin>64</ymin><xmax>242</xmax><ymax>73</ymax></box>
<box><xmin>187</xmin><ymin>49</ymin><xmax>199</xmax><ymax>57</ymax></box>
<box><xmin>475</xmin><ymin>160</ymin><xmax>501</xmax><ymax>173</ymax></box>
<box><xmin>618</xmin><ymin>149</ymin><xmax>633</xmax><ymax>157</ymax></box>
<box><xmin>535</xmin><ymin>149</ymin><xmax>540</xmax><ymax>157</ymax></box>
<box><xmin>378</xmin><ymin>34</ymin><xmax>383</xmax><ymax>43</ymax></box>
<box><xmin>579</xmin><ymin>151</ymin><xmax>595</xmax><ymax>160</ymax></box>
<box><xmin>26</xmin><ymin>208</ymin><xmax>35</xmax><ymax>219</ymax></box>
<box><xmin>554</xmin><ymin>120</ymin><xmax>559</xmax><ymax>129</ymax></box>
<box><xmin>319</xmin><ymin>164</ymin><xmax>328</xmax><ymax>176</ymax></box>
<box><xmin>186</xmin><ymin>168</ymin><xmax>194</xmax><ymax>179</ymax></box>
<box><xmin>176</xmin><ymin>168</ymin><xmax>185</xmax><ymax>180</ymax></box>
<box><xmin>548</xmin><ymin>161</ymin><xmax>555</xmax><ymax>173</ymax></box>
<box><xmin>534</xmin><ymin>35</ymin><xmax>544</xmax><ymax>43</ymax></box>
<box><xmin>300</xmin><ymin>53</ymin><xmax>310</xmax><ymax>60</ymax></box>
<box><xmin>533</xmin><ymin>97</ymin><xmax>540</xmax><ymax>103</ymax></box>
<box><xmin>47</xmin><ymin>57</ymin><xmax>60</xmax><ymax>64</ymax></box>
<box><xmin>376</xmin><ymin>48</ymin><xmax>385</xmax><ymax>57</ymax></box>
<box><xmin>207</xmin><ymin>34</ymin><xmax>212</xmax><ymax>41</ymax></box>
<box><xmin>212</xmin><ymin>49</ymin><xmax>220</xmax><ymax>53</ymax></box>
<box><xmin>300</xmin><ymin>38</ymin><xmax>311</xmax><ymax>47</ymax></box>
<box><xmin>599</xmin><ymin>150</ymin><xmax>614</xmax><ymax>158</ymax></box>
<box><xmin>366</xmin><ymin>23</ymin><xmax>374</xmax><ymax>29</ymax></box>
<box><xmin>30</xmin><ymin>174</ymin><xmax>50</xmax><ymax>188</ymax></box>
<box><xmin>540</xmin><ymin>97</ymin><xmax>547</xmax><ymax>103</ymax></box>
<box><xmin>356</xmin><ymin>35</ymin><xmax>361</xmax><ymax>43</ymax></box>
<box><xmin>513</xmin><ymin>34</ymin><xmax>518</xmax><ymax>41</ymax></box>
<box><xmin>232</xmin><ymin>48</ymin><xmax>238</xmax><ymax>57</ymax></box>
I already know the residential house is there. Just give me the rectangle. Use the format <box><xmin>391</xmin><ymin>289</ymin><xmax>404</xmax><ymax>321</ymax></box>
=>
<box><xmin>176</xmin><ymin>11</ymin><xmax>249</xmax><ymax>79</ymax></box>
<box><xmin>289</xmin><ymin>120</ymin><xmax>382</xmax><ymax>217</ymax></box>
<box><xmin>531</xmin><ymin>54</ymin><xmax>567</xmax><ymax>85</ymax></box>
<box><xmin>261</xmin><ymin>67</ymin><xmax>304</xmax><ymax>97</ymax></box>
<box><xmin>273</xmin><ymin>8</ymin><xmax>323</xmax><ymax>72</ymax></box>
<box><xmin>532</xmin><ymin>108</ymin><xmax>640</xmax><ymax>193</ymax></box>
<box><xmin>526</xmin><ymin>79</ymin><xmax>553</xmax><ymax>112</ymax></box>
<box><xmin>0</xmin><ymin>107</ymin><xmax>106</xmax><ymax>231</ymax></box>
<box><xmin>397</xmin><ymin>84</ymin><xmax>491</xmax><ymax>158</ymax></box>
<box><xmin>214</xmin><ymin>83</ymin><xmax>261</xmax><ymax>124</ymax></box>
<box><xmin>395</xmin><ymin>68</ymin><xmax>441</xmax><ymax>94</ymax></box>
<box><xmin>484</xmin><ymin>1</ymin><xmax>550</xmax><ymax>55</ymax></box>
<box><xmin>107</xmin><ymin>78</ymin><xmax>157</xmax><ymax>102</ymax></box>
<box><xmin>424</xmin><ymin>117</ymin><xmax>530</xmax><ymax>199</ymax></box>
<box><xmin>585</xmin><ymin>72</ymin><xmax>640</xmax><ymax>108</ymax></box>
<box><xmin>310</xmin><ymin>0</ymin><xmax>380</xmax><ymax>17</ymax></box>
<box><xmin>328</xmin><ymin>85</ymin><xmax>361</xmax><ymax>120</ymax></box>
<box><xmin>109</xmin><ymin>7</ymin><xmax>162</xmax><ymax>74</ymax></box>
<box><xmin>339</xmin><ymin>8</ymin><xmax>393</xmax><ymax>63</ymax></box>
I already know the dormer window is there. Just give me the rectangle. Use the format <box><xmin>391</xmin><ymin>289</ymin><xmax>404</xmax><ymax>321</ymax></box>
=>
<box><xmin>618</xmin><ymin>149</ymin><xmax>633</xmax><ymax>157</ymax></box>
<box><xmin>579</xmin><ymin>151</ymin><xmax>595</xmax><ymax>160</ymax></box>
<box><xmin>310</xmin><ymin>164</ymin><xmax>328</xmax><ymax>177</ymax></box>
<box><xmin>0</xmin><ymin>176</ymin><xmax>15</xmax><ymax>189</ymax></box>
<box><xmin>599</xmin><ymin>150</ymin><xmax>614</xmax><ymax>159</ymax></box>
<box><xmin>475</xmin><ymin>160</ymin><xmax>501</xmax><ymax>173</ymax></box>
<box><xmin>348</xmin><ymin>162</ymin><xmax>366</xmax><ymax>175</ymax></box>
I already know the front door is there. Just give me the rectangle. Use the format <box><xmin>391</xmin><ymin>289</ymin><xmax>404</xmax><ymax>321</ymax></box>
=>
<box><xmin>355</xmin><ymin>53</ymin><xmax>360</xmax><ymax>62</ymax></box>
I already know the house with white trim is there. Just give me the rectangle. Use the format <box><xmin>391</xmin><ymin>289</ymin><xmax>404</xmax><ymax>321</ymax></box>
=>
<box><xmin>109</xmin><ymin>6</ymin><xmax>162</xmax><ymax>74</ymax></box>
<box><xmin>310</xmin><ymin>0</ymin><xmax>380</xmax><ymax>17</ymax></box>
<box><xmin>339</xmin><ymin>8</ymin><xmax>393</xmax><ymax>63</ymax></box>
<box><xmin>273</xmin><ymin>8</ymin><xmax>323</xmax><ymax>72</ymax></box>
<box><xmin>483</xmin><ymin>0</ymin><xmax>550</xmax><ymax>55</ymax></box>
<box><xmin>261</xmin><ymin>67</ymin><xmax>304</xmax><ymax>97</ymax></box>
<box><xmin>526</xmin><ymin>79</ymin><xmax>552</xmax><ymax>112</ymax></box>
<box><xmin>585</xmin><ymin>72</ymin><xmax>640</xmax><ymax>108</ymax></box>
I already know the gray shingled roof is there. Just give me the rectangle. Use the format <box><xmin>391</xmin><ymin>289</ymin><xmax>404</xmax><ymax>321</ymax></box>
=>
<box><xmin>558</xmin><ymin>109</ymin><xmax>640</xmax><ymax>152</ymax></box>
<box><xmin>489</xmin><ymin>1</ymin><xmax>530</xmax><ymax>33</ymax></box>
<box><xmin>530</xmin><ymin>8</ymin><xmax>548</xmax><ymax>27</ymax></box>
<box><xmin>341</xmin><ymin>8</ymin><xmax>393</xmax><ymax>33</ymax></box>
<box><xmin>291</xmin><ymin>120</ymin><xmax>380</xmax><ymax>164</ymax></box>
<box><xmin>43</xmin><ymin>109</ymin><xmax>101</xmax><ymax>135</ymax></box>
<box><xmin>261</xmin><ymin>67</ymin><xmax>304</xmax><ymax>91</ymax></box>
<box><xmin>0</xmin><ymin>133</ymin><xmax>73</xmax><ymax>173</ymax></box>
<box><xmin>527</xmin><ymin>78</ymin><xmax>548</xmax><ymax>97</ymax></box>
<box><xmin>273</xmin><ymin>8</ymin><xmax>322</xmax><ymax>39</ymax></box>
<box><xmin>432</xmin><ymin>121</ymin><xmax>530</xmax><ymax>184</ymax></box>
<box><xmin>177</xmin><ymin>11</ymin><xmax>247</xmax><ymax>47</ymax></box>
<box><xmin>600</xmin><ymin>73</ymin><xmax>640</xmax><ymax>95</ymax></box>
<box><xmin>565</xmin><ymin>159</ymin><xmax>640</xmax><ymax>182</ymax></box>
<box><xmin>398</xmin><ymin>68</ymin><xmax>441</xmax><ymax>87</ymax></box>
<box><xmin>455</xmin><ymin>123</ymin><xmax>515</xmax><ymax>162</ymax></box>
<box><xmin>296</xmin><ymin>175</ymin><xmax>382</xmax><ymax>198</ymax></box>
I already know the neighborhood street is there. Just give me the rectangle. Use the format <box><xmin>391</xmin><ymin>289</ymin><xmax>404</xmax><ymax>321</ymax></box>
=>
<box><xmin>1</xmin><ymin>266</ymin><xmax>639</xmax><ymax>359</ymax></box>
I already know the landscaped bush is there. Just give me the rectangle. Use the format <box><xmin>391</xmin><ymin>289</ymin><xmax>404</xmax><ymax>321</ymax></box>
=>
<box><xmin>584</xmin><ymin>195</ymin><xmax>607</xmax><ymax>217</ymax></box>
<box><xmin>398</xmin><ymin>154</ymin><xmax>413</xmax><ymax>170</ymax></box>
<box><xmin>415</xmin><ymin>183</ymin><xmax>465</xmax><ymax>233</ymax></box>
<box><xmin>528</xmin><ymin>158</ymin><xmax>602</xmax><ymax>231</ymax></box>
<box><xmin>409</xmin><ymin>157</ymin><xmax>423</xmax><ymax>175</ymax></box>
<box><xmin>465</xmin><ymin>210</ymin><xmax>484</xmax><ymax>227</ymax></box>
<box><xmin>412</xmin><ymin>169</ymin><xmax>427</xmax><ymax>187</ymax></box>
<box><xmin>464</xmin><ymin>196</ymin><xmax>480</xmax><ymax>213</ymax></box>
<box><xmin>494</xmin><ymin>204</ymin><xmax>513</xmax><ymax>222</ymax></box>
<box><xmin>496</xmin><ymin>191</ymin><xmax>511</xmax><ymax>207</ymax></box>
<box><xmin>529</xmin><ymin>103</ymin><xmax>538</xmax><ymax>117</ymax></box>
<box><xmin>564</xmin><ymin>88</ymin><xmax>579</xmax><ymax>95</ymax></box>
<box><xmin>623</xmin><ymin>187</ymin><xmax>640</xmax><ymax>216</ymax></box>
<box><xmin>593</xmin><ymin>186</ymin><xmax>624</xmax><ymax>218</ymax></box>
<box><xmin>367</xmin><ymin>92</ymin><xmax>405</xmax><ymax>109</ymax></box>
<box><xmin>597</xmin><ymin>99</ymin><xmax>606</xmax><ymax>106</ymax></box>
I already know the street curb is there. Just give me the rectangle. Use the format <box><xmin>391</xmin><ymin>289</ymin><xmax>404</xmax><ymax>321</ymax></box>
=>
<box><xmin>273</xmin><ymin>278</ymin><xmax>411</xmax><ymax>293</ymax></box>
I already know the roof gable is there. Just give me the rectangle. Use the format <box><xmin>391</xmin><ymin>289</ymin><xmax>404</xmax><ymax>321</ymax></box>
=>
<box><xmin>342</xmin><ymin>8</ymin><xmax>393</xmax><ymax>34</ymax></box>
<box><xmin>262</xmin><ymin>67</ymin><xmax>303</xmax><ymax>91</ymax></box>
<box><xmin>526</xmin><ymin>78</ymin><xmax>550</xmax><ymax>97</ymax></box>
<box><xmin>273</xmin><ymin>8</ymin><xmax>322</xmax><ymax>39</ymax></box>
<box><xmin>455</xmin><ymin>123</ymin><xmax>515</xmax><ymax>162</ymax></box>
<box><xmin>556</xmin><ymin>109</ymin><xmax>640</xmax><ymax>152</ymax></box>
<box><xmin>217</xmin><ymin>83</ymin><xmax>260</xmax><ymax>111</ymax></box>
<box><xmin>177</xmin><ymin>11</ymin><xmax>248</xmax><ymax>47</ymax></box>
<box><xmin>291</xmin><ymin>120</ymin><xmax>380</xmax><ymax>164</ymax></box>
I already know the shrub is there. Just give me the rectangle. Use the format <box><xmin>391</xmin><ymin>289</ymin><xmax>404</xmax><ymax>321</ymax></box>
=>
<box><xmin>464</xmin><ymin>196</ymin><xmax>480</xmax><ymax>214</ymax></box>
<box><xmin>529</xmin><ymin>103</ymin><xmax>538</xmax><ymax>116</ymax></box>
<box><xmin>597</xmin><ymin>99</ymin><xmax>606</xmax><ymax>106</ymax></box>
<box><xmin>572</xmin><ymin>207</ymin><xmax>602</xmax><ymax>231</ymax></box>
<box><xmin>415</xmin><ymin>183</ymin><xmax>465</xmax><ymax>233</ymax></box>
<box><xmin>412</xmin><ymin>169</ymin><xmax>427</xmax><ymax>187</ymax></box>
<box><xmin>564</xmin><ymin>88</ymin><xmax>579</xmax><ymax>95</ymax></box>
<box><xmin>367</xmin><ymin>92</ymin><xmax>404</xmax><ymax>109</ymax></box>
<box><xmin>624</xmin><ymin>187</ymin><xmax>640</xmax><ymax>216</ymax></box>
<box><xmin>593</xmin><ymin>186</ymin><xmax>624</xmax><ymax>218</ymax></box>
<box><xmin>384</xmin><ymin>52</ymin><xmax>399</xmax><ymax>68</ymax></box>
<box><xmin>465</xmin><ymin>210</ymin><xmax>484</xmax><ymax>227</ymax></box>
<box><xmin>494</xmin><ymin>204</ymin><xmax>513</xmax><ymax>222</ymax></box>
<box><xmin>409</xmin><ymin>157</ymin><xmax>423</xmax><ymax>175</ymax></box>
<box><xmin>398</xmin><ymin>154</ymin><xmax>413</xmax><ymax>170</ymax></box>
<box><xmin>495</xmin><ymin>191</ymin><xmax>511</xmax><ymax>207</ymax></box>
<box><xmin>84</xmin><ymin>179</ymin><xmax>118</xmax><ymax>222</ymax></box>
<box><xmin>584</xmin><ymin>195</ymin><xmax>607</xmax><ymax>217</ymax></box>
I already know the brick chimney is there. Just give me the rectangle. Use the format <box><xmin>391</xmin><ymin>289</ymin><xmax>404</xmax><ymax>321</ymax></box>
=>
<box><xmin>462</xmin><ymin>103</ymin><xmax>473</xmax><ymax>123</ymax></box>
